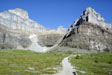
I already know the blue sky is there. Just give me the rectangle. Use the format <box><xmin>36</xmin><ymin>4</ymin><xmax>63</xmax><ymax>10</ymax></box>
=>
<box><xmin>0</xmin><ymin>0</ymin><xmax>112</xmax><ymax>29</ymax></box>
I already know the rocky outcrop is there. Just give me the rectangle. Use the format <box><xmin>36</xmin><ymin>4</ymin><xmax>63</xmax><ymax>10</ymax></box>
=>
<box><xmin>37</xmin><ymin>26</ymin><xmax>66</xmax><ymax>47</ymax></box>
<box><xmin>75</xmin><ymin>7</ymin><xmax>112</xmax><ymax>28</ymax></box>
<box><xmin>1</xmin><ymin>7</ymin><xmax>112</xmax><ymax>52</ymax></box>
<box><xmin>0</xmin><ymin>8</ymin><xmax>67</xmax><ymax>51</ymax></box>
<box><xmin>0</xmin><ymin>8</ymin><xmax>46</xmax><ymax>33</ymax></box>
<box><xmin>0</xmin><ymin>8</ymin><xmax>67</xmax><ymax>34</ymax></box>
<box><xmin>37</xmin><ymin>33</ymin><xmax>65</xmax><ymax>47</ymax></box>
<box><xmin>0</xmin><ymin>24</ymin><xmax>32</xmax><ymax>49</ymax></box>
<box><xmin>58</xmin><ymin>7</ymin><xmax>112</xmax><ymax>52</ymax></box>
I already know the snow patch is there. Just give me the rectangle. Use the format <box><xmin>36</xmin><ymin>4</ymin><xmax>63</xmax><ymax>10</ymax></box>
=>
<box><xmin>27</xmin><ymin>34</ymin><xmax>48</xmax><ymax>52</ymax></box>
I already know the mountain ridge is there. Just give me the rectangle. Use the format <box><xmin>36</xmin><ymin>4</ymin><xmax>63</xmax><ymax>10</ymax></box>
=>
<box><xmin>0</xmin><ymin>7</ymin><xmax>112</xmax><ymax>52</ymax></box>
<box><xmin>52</xmin><ymin>7</ymin><xmax>112</xmax><ymax>52</ymax></box>
<box><xmin>0</xmin><ymin>8</ymin><xmax>67</xmax><ymax>34</ymax></box>
<box><xmin>65</xmin><ymin>7</ymin><xmax>112</xmax><ymax>38</ymax></box>
<box><xmin>0</xmin><ymin>8</ymin><xmax>67</xmax><ymax>51</ymax></box>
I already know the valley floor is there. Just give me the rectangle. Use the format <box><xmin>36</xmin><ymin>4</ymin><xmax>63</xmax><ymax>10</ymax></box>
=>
<box><xmin>0</xmin><ymin>50</ymin><xmax>69</xmax><ymax>75</ymax></box>
<box><xmin>70</xmin><ymin>53</ymin><xmax>112</xmax><ymax>75</ymax></box>
<box><xmin>0</xmin><ymin>50</ymin><xmax>112</xmax><ymax>75</ymax></box>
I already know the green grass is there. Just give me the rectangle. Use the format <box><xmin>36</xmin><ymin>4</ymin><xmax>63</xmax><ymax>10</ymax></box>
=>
<box><xmin>0</xmin><ymin>50</ymin><xmax>69</xmax><ymax>75</ymax></box>
<box><xmin>70</xmin><ymin>53</ymin><xmax>112</xmax><ymax>75</ymax></box>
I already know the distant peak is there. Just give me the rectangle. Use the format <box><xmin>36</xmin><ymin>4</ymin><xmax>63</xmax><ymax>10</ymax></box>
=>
<box><xmin>71</xmin><ymin>7</ymin><xmax>112</xmax><ymax>29</ymax></box>
<box><xmin>8</xmin><ymin>8</ymin><xmax>29</xmax><ymax>19</ymax></box>
<box><xmin>11</xmin><ymin>8</ymin><xmax>26</xmax><ymax>12</ymax></box>
<box><xmin>83</xmin><ymin>7</ymin><xmax>105</xmax><ymax>21</ymax></box>
<box><xmin>83</xmin><ymin>7</ymin><xmax>98</xmax><ymax>16</ymax></box>
<box><xmin>85</xmin><ymin>7</ymin><xmax>95</xmax><ymax>12</ymax></box>
<box><xmin>57</xmin><ymin>26</ymin><xmax>65</xmax><ymax>29</ymax></box>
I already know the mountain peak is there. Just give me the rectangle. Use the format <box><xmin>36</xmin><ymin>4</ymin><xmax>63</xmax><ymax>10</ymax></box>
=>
<box><xmin>84</xmin><ymin>7</ymin><xmax>96</xmax><ymax>13</ymax></box>
<box><xmin>83</xmin><ymin>7</ymin><xmax>105</xmax><ymax>22</ymax></box>
<box><xmin>0</xmin><ymin>8</ymin><xmax>46</xmax><ymax>32</ymax></box>
<box><xmin>8</xmin><ymin>8</ymin><xmax>29</xmax><ymax>19</ymax></box>
<box><xmin>73</xmin><ymin>7</ymin><xmax>112</xmax><ymax>28</ymax></box>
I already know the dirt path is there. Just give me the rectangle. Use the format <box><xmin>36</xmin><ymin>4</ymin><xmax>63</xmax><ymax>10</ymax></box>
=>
<box><xmin>54</xmin><ymin>55</ymin><xmax>77</xmax><ymax>75</ymax></box>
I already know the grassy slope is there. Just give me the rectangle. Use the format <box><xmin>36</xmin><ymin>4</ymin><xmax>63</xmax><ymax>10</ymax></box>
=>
<box><xmin>0</xmin><ymin>50</ymin><xmax>69</xmax><ymax>75</ymax></box>
<box><xmin>70</xmin><ymin>53</ymin><xmax>112</xmax><ymax>75</ymax></box>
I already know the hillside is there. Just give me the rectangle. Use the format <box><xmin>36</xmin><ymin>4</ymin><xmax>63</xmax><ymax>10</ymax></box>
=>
<box><xmin>0</xmin><ymin>8</ymin><xmax>66</xmax><ymax>51</ymax></box>
<box><xmin>0</xmin><ymin>24</ymin><xmax>31</xmax><ymax>49</ymax></box>
<box><xmin>0</xmin><ymin>50</ymin><xmax>69</xmax><ymax>75</ymax></box>
<box><xmin>52</xmin><ymin>7</ymin><xmax>112</xmax><ymax>52</ymax></box>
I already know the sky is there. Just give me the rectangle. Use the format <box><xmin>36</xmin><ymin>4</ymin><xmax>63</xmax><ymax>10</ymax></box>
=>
<box><xmin>0</xmin><ymin>0</ymin><xmax>112</xmax><ymax>29</ymax></box>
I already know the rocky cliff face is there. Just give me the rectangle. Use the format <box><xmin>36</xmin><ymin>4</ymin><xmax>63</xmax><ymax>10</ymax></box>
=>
<box><xmin>0</xmin><ymin>8</ymin><xmax>66</xmax><ymax>51</ymax></box>
<box><xmin>58</xmin><ymin>7</ymin><xmax>112</xmax><ymax>52</ymax></box>
<box><xmin>75</xmin><ymin>7</ymin><xmax>112</xmax><ymax>28</ymax></box>
<box><xmin>0</xmin><ymin>24</ymin><xmax>32</xmax><ymax>49</ymax></box>
<box><xmin>37</xmin><ymin>26</ymin><xmax>66</xmax><ymax>47</ymax></box>
<box><xmin>37</xmin><ymin>33</ymin><xmax>65</xmax><ymax>47</ymax></box>
<box><xmin>0</xmin><ymin>8</ymin><xmax>46</xmax><ymax>33</ymax></box>
<box><xmin>0</xmin><ymin>8</ymin><xmax>67</xmax><ymax>33</ymax></box>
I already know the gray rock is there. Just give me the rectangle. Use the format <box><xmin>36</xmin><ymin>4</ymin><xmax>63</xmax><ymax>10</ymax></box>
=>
<box><xmin>0</xmin><ymin>8</ymin><xmax>46</xmax><ymax>33</ymax></box>
<box><xmin>0</xmin><ymin>8</ymin><xmax>67</xmax><ymax>51</ymax></box>
<box><xmin>37</xmin><ymin>33</ymin><xmax>65</xmax><ymax>47</ymax></box>
<box><xmin>0</xmin><ymin>8</ymin><xmax>67</xmax><ymax>34</ymax></box>
<box><xmin>58</xmin><ymin>7</ymin><xmax>112</xmax><ymax>52</ymax></box>
<box><xmin>0</xmin><ymin>24</ymin><xmax>32</xmax><ymax>49</ymax></box>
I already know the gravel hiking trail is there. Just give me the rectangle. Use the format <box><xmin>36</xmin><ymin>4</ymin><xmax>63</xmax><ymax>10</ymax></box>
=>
<box><xmin>54</xmin><ymin>55</ymin><xmax>77</xmax><ymax>75</ymax></box>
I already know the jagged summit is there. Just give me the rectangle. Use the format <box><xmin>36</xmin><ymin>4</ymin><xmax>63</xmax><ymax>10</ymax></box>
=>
<box><xmin>83</xmin><ymin>7</ymin><xmax>105</xmax><ymax>21</ymax></box>
<box><xmin>73</xmin><ymin>7</ymin><xmax>112</xmax><ymax>28</ymax></box>
<box><xmin>65</xmin><ymin>7</ymin><xmax>112</xmax><ymax>37</ymax></box>
<box><xmin>57</xmin><ymin>7</ymin><xmax>112</xmax><ymax>52</ymax></box>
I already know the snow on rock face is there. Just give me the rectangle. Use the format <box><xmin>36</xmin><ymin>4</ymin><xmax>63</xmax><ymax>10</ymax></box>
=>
<box><xmin>0</xmin><ymin>8</ymin><xmax>67</xmax><ymax>51</ymax></box>
<box><xmin>27</xmin><ymin>34</ymin><xmax>44</xmax><ymax>52</ymax></box>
